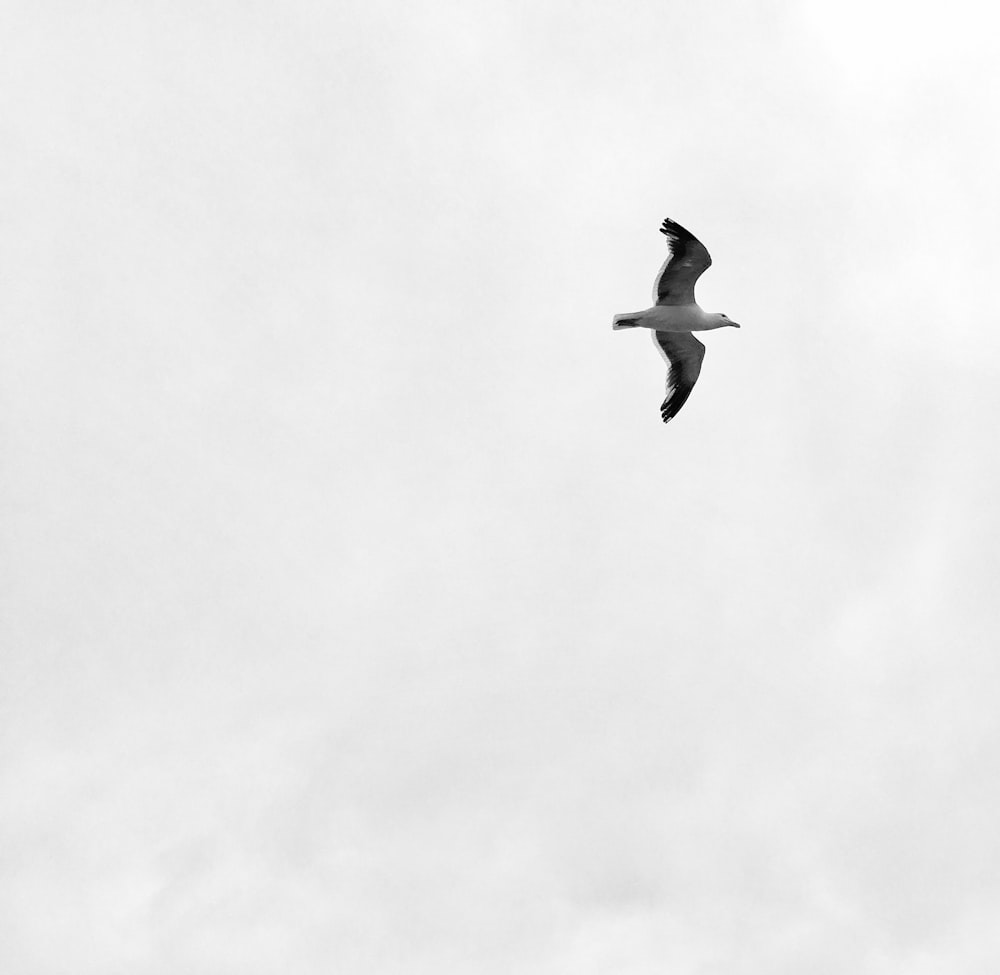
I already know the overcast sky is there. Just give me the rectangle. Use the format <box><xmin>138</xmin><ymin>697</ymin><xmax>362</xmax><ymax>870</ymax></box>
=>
<box><xmin>3</xmin><ymin>2</ymin><xmax>1000</xmax><ymax>972</ymax></box>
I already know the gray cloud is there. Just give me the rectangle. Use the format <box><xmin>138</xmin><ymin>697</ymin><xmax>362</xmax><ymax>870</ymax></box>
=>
<box><xmin>2</xmin><ymin>0</ymin><xmax>999</xmax><ymax>972</ymax></box>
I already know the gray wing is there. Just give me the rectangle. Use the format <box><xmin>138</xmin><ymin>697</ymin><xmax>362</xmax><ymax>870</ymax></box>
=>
<box><xmin>653</xmin><ymin>218</ymin><xmax>713</xmax><ymax>306</ymax></box>
<box><xmin>652</xmin><ymin>330</ymin><xmax>706</xmax><ymax>424</ymax></box>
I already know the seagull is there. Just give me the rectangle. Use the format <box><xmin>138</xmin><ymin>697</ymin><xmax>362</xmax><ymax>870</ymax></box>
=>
<box><xmin>613</xmin><ymin>218</ymin><xmax>740</xmax><ymax>424</ymax></box>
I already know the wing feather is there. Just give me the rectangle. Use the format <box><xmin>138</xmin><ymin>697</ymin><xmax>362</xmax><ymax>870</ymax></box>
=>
<box><xmin>653</xmin><ymin>218</ymin><xmax>712</xmax><ymax>306</ymax></box>
<box><xmin>651</xmin><ymin>330</ymin><xmax>706</xmax><ymax>424</ymax></box>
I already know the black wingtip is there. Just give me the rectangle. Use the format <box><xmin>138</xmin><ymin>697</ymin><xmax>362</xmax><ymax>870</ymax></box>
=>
<box><xmin>659</xmin><ymin>217</ymin><xmax>693</xmax><ymax>240</ymax></box>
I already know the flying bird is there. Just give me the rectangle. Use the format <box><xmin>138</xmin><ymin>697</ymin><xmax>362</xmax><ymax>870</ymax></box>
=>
<box><xmin>613</xmin><ymin>218</ymin><xmax>740</xmax><ymax>424</ymax></box>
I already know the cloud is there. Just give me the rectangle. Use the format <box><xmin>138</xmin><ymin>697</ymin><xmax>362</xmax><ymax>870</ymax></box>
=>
<box><xmin>3</xmin><ymin>1</ymin><xmax>1000</xmax><ymax>972</ymax></box>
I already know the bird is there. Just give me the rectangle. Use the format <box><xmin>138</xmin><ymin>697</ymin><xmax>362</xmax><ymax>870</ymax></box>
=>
<box><xmin>613</xmin><ymin>218</ymin><xmax>740</xmax><ymax>424</ymax></box>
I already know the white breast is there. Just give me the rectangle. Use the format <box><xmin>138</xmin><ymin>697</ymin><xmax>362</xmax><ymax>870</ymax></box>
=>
<box><xmin>644</xmin><ymin>304</ymin><xmax>705</xmax><ymax>331</ymax></box>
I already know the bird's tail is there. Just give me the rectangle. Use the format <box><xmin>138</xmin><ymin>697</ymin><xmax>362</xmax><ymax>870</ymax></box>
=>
<box><xmin>612</xmin><ymin>313</ymin><xmax>641</xmax><ymax>330</ymax></box>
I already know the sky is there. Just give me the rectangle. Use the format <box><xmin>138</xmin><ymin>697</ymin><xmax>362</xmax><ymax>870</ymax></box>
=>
<box><xmin>2</xmin><ymin>1</ymin><xmax>1000</xmax><ymax>972</ymax></box>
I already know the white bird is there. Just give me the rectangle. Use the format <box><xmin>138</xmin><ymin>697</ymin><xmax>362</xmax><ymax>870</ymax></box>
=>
<box><xmin>613</xmin><ymin>218</ymin><xmax>740</xmax><ymax>424</ymax></box>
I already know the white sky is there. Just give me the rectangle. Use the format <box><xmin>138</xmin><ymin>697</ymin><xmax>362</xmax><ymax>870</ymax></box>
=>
<box><xmin>2</xmin><ymin>2</ymin><xmax>1000</xmax><ymax>972</ymax></box>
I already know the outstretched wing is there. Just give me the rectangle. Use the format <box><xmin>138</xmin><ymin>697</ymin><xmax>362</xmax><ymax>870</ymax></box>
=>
<box><xmin>652</xmin><ymin>330</ymin><xmax>706</xmax><ymax>424</ymax></box>
<box><xmin>653</xmin><ymin>218</ymin><xmax>712</xmax><ymax>305</ymax></box>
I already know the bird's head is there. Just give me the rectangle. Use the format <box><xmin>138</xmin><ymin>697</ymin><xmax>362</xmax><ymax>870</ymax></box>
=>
<box><xmin>717</xmin><ymin>313</ymin><xmax>740</xmax><ymax>328</ymax></box>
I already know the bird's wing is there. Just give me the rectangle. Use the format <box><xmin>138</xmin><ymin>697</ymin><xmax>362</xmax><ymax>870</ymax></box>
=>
<box><xmin>652</xmin><ymin>330</ymin><xmax>706</xmax><ymax>424</ymax></box>
<box><xmin>653</xmin><ymin>218</ymin><xmax>712</xmax><ymax>305</ymax></box>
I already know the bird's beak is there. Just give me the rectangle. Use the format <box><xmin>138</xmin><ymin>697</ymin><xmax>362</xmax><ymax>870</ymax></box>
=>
<box><xmin>729</xmin><ymin>321</ymin><xmax>741</xmax><ymax>328</ymax></box>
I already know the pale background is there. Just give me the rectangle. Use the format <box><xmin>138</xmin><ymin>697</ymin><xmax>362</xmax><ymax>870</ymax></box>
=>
<box><xmin>2</xmin><ymin>2</ymin><xmax>999</xmax><ymax>972</ymax></box>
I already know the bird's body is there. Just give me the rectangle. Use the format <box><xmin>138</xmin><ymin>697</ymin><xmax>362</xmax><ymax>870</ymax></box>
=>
<box><xmin>613</xmin><ymin>304</ymin><xmax>723</xmax><ymax>332</ymax></box>
<box><xmin>612</xmin><ymin>217</ymin><xmax>740</xmax><ymax>424</ymax></box>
